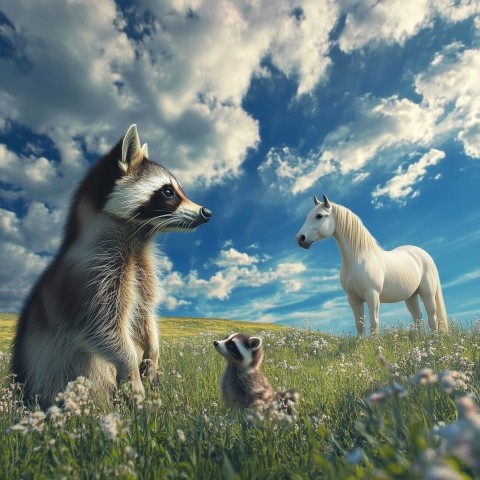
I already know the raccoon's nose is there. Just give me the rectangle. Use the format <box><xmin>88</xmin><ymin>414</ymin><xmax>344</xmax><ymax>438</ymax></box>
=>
<box><xmin>213</xmin><ymin>341</ymin><xmax>219</xmax><ymax>347</ymax></box>
<box><xmin>201</xmin><ymin>207</ymin><xmax>212</xmax><ymax>221</ymax></box>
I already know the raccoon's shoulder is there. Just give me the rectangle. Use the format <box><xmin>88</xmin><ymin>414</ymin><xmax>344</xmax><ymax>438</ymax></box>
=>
<box><xmin>61</xmin><ymin>139</ymin><xmax>124</xmax><ymax>251</ymax></box>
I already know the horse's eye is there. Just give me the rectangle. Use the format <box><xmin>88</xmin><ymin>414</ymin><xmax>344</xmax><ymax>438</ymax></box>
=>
<box><xmin>316</xmin><ymin>214</ymin><xmax>323</xmax><ymax>219</ymax></box>
<box><xmin>162</xmin><ymin>186</ymin><xmax>175</xmax><ymax>198</ymax></box>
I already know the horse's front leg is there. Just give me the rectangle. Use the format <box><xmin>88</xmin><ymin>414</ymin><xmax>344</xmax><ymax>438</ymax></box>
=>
<box><xmin>348</xmin><ymin>295</ymin><xmax>365</xmax><ymax>336</ymax></box>
<box><xmin>365</xmin><ymin>289</ymin><xmax>380</xmax><ymax>335</ymax></box>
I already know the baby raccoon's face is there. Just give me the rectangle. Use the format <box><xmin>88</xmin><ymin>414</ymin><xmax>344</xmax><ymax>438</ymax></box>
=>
<box><xmin>213</xmin><ymin>333</ymin><xmax>263</xmax><ymax>369</ymax></box>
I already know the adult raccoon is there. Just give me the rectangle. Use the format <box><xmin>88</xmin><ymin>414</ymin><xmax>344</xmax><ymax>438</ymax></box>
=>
<box><xmin>12</xmin><ymin>124</ymin><xmax>212</xmax><ymax>408</ymax></box>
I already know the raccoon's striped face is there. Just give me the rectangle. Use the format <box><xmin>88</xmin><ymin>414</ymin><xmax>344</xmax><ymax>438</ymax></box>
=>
<box><xmin>104</xmin><ymin>125</ymin><xmax>212</xmax><ymax>233</ymax></box>
<box><xmin>213</xmin><ymin>333</ymin><xmax>263</xmax><ymax>368</ymax></box>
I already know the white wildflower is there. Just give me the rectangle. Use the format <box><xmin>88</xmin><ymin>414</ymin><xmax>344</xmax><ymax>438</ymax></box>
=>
<box><xmin>436</xmin><ymin>396</ymin><xmax>480</xmax><ymax>470</ymax></box>
<box><xmin>9</xmin><ymin>411</ymin><xmax>46</xmax><ymax>434</ymax></box>
<box><xmin>176</xmin><ymin>429</ymin><xmax>186</xmax><ymax>443</ymax></box>
<box><xmin>100</xmin><ymin>412</ymin><xmax>122</xmax><ymax>441</ymax></box>
<box><xmin>410</xmin><ymin>368</ymin><xmax>438</xmax><ymax>386</ymax></box>
<box><xmin>439</xmin><ymin>370</ymin><xmax>468</xmax><ymax>395</ymax></box>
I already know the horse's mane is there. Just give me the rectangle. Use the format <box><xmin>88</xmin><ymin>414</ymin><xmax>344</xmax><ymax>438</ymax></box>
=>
<box><xmin>332</xmin><ymin>203</ymin><xmax>382</xmax><ymax>256</ymax></box>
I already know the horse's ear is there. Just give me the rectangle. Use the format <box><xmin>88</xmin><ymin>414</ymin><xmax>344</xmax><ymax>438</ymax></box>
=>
<box><xmin>313</xmin><ymin>195</ymin><xmax>321</xmax><ymax>205</ymax></box>
<box><xmin>323</xmin><ymin>194</ymin><xmax>331</xmax><ymax>209</ymax></box>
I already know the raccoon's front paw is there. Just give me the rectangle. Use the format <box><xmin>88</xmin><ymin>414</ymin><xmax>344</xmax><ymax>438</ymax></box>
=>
<box><xmin>140</xmin><ymin>359</ymin><xmax>159</xmax><ymax>386</ymax></box>
<box><xmin>117</xmin><ymin>378</ymin><xmax>145</xmax><ymax>407</ymax></box>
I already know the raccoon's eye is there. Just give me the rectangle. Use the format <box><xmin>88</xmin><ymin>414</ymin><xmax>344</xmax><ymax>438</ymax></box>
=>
<box><xmin>162</xmin><ymin>186</ymin><xmax>175</xmax><ymax>198</ymax></box>
<box><xmin>316</xmin><ymin>213</ymin><xmax>323</xmax><ymax>219</ymax></box>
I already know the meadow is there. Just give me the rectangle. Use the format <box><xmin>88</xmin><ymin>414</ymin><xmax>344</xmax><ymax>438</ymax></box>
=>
<box><xmin>1</xmin><ymin>313</ymin><xmax>479</xmax><ymax>479</ymax></box>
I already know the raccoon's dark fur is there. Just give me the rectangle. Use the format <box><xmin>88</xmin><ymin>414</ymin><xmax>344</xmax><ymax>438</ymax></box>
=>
<box><xmin>12</xmin><ymin>124</ymin><xmax>212</xmax><ymax>408</ymax></box>
<box><xmin>213</xmin><ymin>333</ymin><xmax>299</xmax><ymax>415</ymax></box>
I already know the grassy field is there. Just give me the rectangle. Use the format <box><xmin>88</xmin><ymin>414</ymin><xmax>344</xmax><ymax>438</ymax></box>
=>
<box><xmin>1</xmin><ymin>314</ymin><xmax>479</xmax><ymax>478</ymax></box>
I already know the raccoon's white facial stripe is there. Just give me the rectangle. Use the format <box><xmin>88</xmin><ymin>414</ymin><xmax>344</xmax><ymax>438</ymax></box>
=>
<box><xmin>104</xmin><ymin>171</ymin><xmax>173</xmax><ymax>219</ymax></box>
<box><xmin>235</xmin><ymin>339</ymin><xmax>253</xmax><ymax>368</ymax></box>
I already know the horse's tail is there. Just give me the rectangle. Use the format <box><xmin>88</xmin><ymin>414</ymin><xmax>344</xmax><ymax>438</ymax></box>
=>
<box><xmin>435</xmin><ymin>280</ymin><xmax>448</xmax><ymax>332</ymax></box>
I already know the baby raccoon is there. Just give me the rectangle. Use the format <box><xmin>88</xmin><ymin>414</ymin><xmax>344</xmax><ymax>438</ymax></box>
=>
<box><xmin>213</xmin><ymin>333</ymin><xmax>299</xmax><ymax>415</ymax></box>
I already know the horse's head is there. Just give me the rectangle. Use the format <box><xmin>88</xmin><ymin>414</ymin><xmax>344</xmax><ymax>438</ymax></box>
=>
<box><xmin>296</xmin><ymin>194</ymin><xmax>335</xmax><ymax>249</ymax></box>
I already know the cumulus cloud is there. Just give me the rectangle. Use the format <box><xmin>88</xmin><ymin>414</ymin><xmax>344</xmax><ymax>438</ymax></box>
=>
<box><xmin>338</xmin><ymin>0</ymin><xmax>480</xmax><ymax>52</ymax></box>
<box><xmin>162</xmin><ymin>247</ymin><xmax>307</xmax><ymax>306</ymax></box>
<box><xmin>0</xmin><ymin>242</ymin><xmax>48</xmax><ymax>311</ymax></box>
<box><xmin>372</xmin><ymin>148</ymin><xmax>445</xmax><ymax>206</ymax></box>
<box><xmin>414</xmin><ymin>45</ymin><xmax>480</xmax><ymax>158</ymax></box>
<box><xmin>0</xmin><ymin>0</ymin><xmax>340</xmax><ymax>194</ymax></box>
<box><xmin>261</xmin><ymin>40</ymin><xmax>480</xmax><ymax>203</ymax></box>
<box><xmin>260</xmin><ymin>94</ymin><xmax>438</xmax><ymax>195</ymax></box>
<box><xmin>215</xmin><ymin>248</ymin><xmax>259</xmax><ymax>268</ymax></box>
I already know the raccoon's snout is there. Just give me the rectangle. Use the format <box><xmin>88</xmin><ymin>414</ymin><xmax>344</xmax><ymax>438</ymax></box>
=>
<box><xmin>200</xmin><ymin>207</ymin><xmax>212</xmax><ymax>223</ymax></box>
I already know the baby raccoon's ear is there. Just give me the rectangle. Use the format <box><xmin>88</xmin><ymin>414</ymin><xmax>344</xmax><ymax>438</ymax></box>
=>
<box><xmin>249</xmin><ymin>337</ymin><xmax>262</xmax><ymax>350</ymax></box>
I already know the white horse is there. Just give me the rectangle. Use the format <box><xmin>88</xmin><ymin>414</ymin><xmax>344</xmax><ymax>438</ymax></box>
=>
<box><xmin>295</xmin><ymin>194</ymin><xmax>448</xmax><ymax>336</ymax></box>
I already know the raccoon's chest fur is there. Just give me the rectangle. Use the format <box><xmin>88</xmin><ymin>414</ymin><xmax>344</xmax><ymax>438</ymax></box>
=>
<box><xmin>59</xmin><ymin>214</ymin><xmax>160</xmax><ymax>333</ymax></box>
<box><xmin>220</xmin><ymin>364</ymin><xmax>274</xmax><ymax>409</ymax></box>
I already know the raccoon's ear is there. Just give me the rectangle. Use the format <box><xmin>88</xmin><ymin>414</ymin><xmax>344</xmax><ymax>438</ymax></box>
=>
<box><xmin>119</xmin><ymin>124</ymin><xmax>144</xmax><ymax>173</ymax></box>
<box><xmin>249</xmin><ymin>337</ymin><xmax>262</xmax><ymax>350</ymax></box>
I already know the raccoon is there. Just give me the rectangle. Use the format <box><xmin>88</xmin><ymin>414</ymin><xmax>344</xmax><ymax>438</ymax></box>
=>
<box><xmin>12</xmin><ymin>124</ymin><xmax>212</xmax><ymax>408</ymax></box>
<box><xmin>213</xmin><ymin>333</ymin><xmax>299</xmax><ymax>415</ymax></box>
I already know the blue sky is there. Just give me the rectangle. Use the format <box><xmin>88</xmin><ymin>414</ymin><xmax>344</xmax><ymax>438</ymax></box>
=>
<box><xmin>0</xmin><ymin>1</ymin><xmax>479</xmax><ymax>334</ymax></box>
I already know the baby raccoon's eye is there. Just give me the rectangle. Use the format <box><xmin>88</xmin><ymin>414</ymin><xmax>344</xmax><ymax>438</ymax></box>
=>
<box><xmin>162</xmin><ymin>186</ymin><xmax>175</xmax><ymax>198</ymax></box>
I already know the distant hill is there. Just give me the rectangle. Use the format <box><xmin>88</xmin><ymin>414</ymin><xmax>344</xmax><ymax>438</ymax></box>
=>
<box><xmin>0</xmin><ymin>314</ymin><xmax>288</xmax><ymax>351</ymax></box>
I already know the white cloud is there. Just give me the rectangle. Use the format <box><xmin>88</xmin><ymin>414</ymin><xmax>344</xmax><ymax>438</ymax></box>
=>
<box><xmin>338</xmin><ymin>0</ymin><xmax>480</xmax><ymax>53</ymax></box>
<box><xmin>443</xmin><ymin>268</ymin><xmax>480</xmax><ymax>289</ymax></box>
<box><xmin>259</xmin><ymin>146</ymin><xmax>335</xmax><ymax>194</ymax></box>
<box><xmin>215</xmin><ymin>248</ymin><xmax>259</xmax><ymax>268</ymax></box>
<box><xmin>267</xmin><ymin>0</ymin><xmax>339</xmax><ymax>96</ymax></box>
<box><xmin>162</xmin><ymin>247</ymin><xmax>307</xmax><ymax>306</ymax></box>
<box><xmin>283</xmin><ymin>95</ymin><xmax>437</xmax><ymax>195</ymax></box>
<box><xmin>0</xmin><ymin>242</ymin><xmax>48</xmax><ymax>311</ymax></box>
<box><xmin>0</xmin><ymin>0</ymin><xmax>341</xmax><ymax>195</ymax></box>
<box><xmin>262</xmin><ymin>42</ymin><xmax>480</xmax><ymax>202</ymax></box>
<box><xmin>372</xmin><ymin>148</ymin><xmax>445</xmax><ymax>206</ymax></box>
<box><xmin>0</xmin><ymin>203</ymin><xmax>62</xmax><ymax>252</ymax></box>
<box><xmin>415</xmin><ymin>45</ymin><xmax>480</xmax><ymax>158</ymax></box>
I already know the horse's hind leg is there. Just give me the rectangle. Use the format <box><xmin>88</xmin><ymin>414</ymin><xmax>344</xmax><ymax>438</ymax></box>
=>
<box><xmin>419</xmin><ymin>293</ymin><xmax>438</xmax><ymax>331</ymax></box>
<box><xmin>405</xmin><ymin>294</ymin><xmax>423</xmax><ymax>327</ymax></box>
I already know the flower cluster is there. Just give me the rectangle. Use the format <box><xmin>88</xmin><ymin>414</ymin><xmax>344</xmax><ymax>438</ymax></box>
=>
<box><xmin>9</xmin><ymin>410</ymin><xmax>46</xmax><ymax>434</ymax></box>
<box><xmin>55</xmin><ymin>376</ymin><xmax>93</xmax><ymax>415</ymax></box>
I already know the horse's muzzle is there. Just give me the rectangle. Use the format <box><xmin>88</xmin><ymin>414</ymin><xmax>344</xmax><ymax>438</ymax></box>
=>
<box><xmin>296</xmin><ymin>234</ymin><xmax>312</xmax><ymax>249</ymax></box>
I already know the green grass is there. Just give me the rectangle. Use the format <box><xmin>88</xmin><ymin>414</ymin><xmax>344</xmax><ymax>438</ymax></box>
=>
<box><xmin>1</xmin><ymin>315</ymin><xmax>480</xmax><ymax>478</ymax></box>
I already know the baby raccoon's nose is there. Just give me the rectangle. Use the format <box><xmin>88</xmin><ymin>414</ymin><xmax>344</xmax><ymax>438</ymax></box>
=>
<box><xmin>213</xmin><ymin>341</ymin><xmax>219</xmax><ymax>347</ymax></box>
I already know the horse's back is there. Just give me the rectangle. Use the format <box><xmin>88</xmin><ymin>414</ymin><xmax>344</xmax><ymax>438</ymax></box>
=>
<box><xmin>390</xmin><ymin>245</ymin><xmax>437</xmax><ymax>271</ymax></box>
